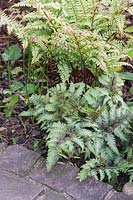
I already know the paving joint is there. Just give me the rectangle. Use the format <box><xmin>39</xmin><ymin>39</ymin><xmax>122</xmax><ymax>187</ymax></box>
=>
<box><xmin>0</xmin><ymin>144</ymin><xmax>132</xmax><ymax>200</ymax></box>
<box><xmin>102</xmin><ymin>188</ymin><xmax>115</xmax><ymax>200</ymax></box>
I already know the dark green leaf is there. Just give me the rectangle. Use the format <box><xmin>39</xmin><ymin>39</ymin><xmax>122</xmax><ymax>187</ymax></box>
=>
<box><xmin>120</xmin><ymin>72</ymin><xmax>133</xmax><ymax>80</ymax></box>
<box><xmin>34</xmin><ymin>140</ymin><xmax>39</xmax><ymax>151</ymax></box>
<box><xmin>4</xmin><ymin>107</ymin><xmax>13</xmax><ymax>117</ymax></box>
<box><xmin>19</xmin><ymin>110</ymin><xmax>33</xmax><ymax>117</ymax></box>
<box><xmin>22</xmin><ymin>84</ymin><xmax>36</xmax><ymax>95</ymax></box>
<box><xmin>11</xmin><ymin>81</ymin><xmax>24</xmax><ymax>92</ymax></box>
<box><xmin>1</xmin><ymin>44</ymin><xmax>21</xmax><ymax>62</ymax></box>
<box><xmin>130</xmin><ymin>87</ymin><xmax>133</xmax><ymax>95</ymax></box>
<box><xmin>8</xmin><ymin>95</ymin><xmax>19</xmax><ymax>106</ymax></box>
<box><xmin>126</xmin><ymin>26</ymin><xmax>133</xmax><ymax>32</ymax></box>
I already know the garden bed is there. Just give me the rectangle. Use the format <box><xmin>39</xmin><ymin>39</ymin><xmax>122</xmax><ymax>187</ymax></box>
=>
<box><xmin>0</xmin><ymin>0</ymin><xmax>133</xmax><ymax>192</ymax></box>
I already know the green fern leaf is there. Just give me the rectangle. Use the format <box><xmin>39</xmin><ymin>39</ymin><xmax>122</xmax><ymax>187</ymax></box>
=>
<box><xmin>106</xmin><ymin>134</ymin><xmax>119</xmax><ymax>155</ymax></box>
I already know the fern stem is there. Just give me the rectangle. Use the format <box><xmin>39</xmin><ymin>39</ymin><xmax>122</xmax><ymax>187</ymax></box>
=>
<box><xmin>70</xmin><ymin>0</ymin><xmax>79</xmax><ymax>22</ymax></box>
<box><xmin>7</xmin><ymin>35</ymin><xmax>12</xmax><ymax>88</ymax></box>
<box><xmin>72</xmin><ymin>32</ymin><xmax>86</xmax><ymax>82</ymax></box>
<box><xmin>27</xmin><ymin>46</ymin><xmax>32</xmax><ymax>83</ymax></box>
<box><xmin>43</xmin><ymin>10</ymin><xmax>58</xmax><ymax>32</ymax></box>
<box><xmin>90</xmin><ymin>6</ymin><xmax>97</xmax><ymax>31</ymax></box>
<box><xmin>79</xmin><ymin>0</ymin><xmax>86</xmax><ymax>15</ymax></box>
<box><xmin>22</xmin><ymin>50</ymin><xmax>27</xmax><ymax>85</ymax></box>
<box><xmin>7</xmin><ymin>61</ymin><xmax>11</xmax><ymax>88</ymax></box>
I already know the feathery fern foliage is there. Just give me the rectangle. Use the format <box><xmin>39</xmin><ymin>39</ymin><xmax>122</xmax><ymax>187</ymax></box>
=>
<box><xmin>0</xmin><ymin>0</ymin><xmax>132</xmax><ymax>81</ymax></box>
<box><xmin>1</xmin><ymin>0</ymin><xmax>132</xmax><ymax>183</ymax></box>
<box><xmin>26</xmin><ymin>73</ymin><xmax>133</xmax><ymax>182</ymax></box>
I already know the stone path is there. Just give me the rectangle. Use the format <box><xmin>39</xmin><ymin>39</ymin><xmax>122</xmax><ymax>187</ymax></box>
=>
<box><xmin>0</xmin><ymin>143</ymin><xmax>132</xmax><ymax>200</ymax></box>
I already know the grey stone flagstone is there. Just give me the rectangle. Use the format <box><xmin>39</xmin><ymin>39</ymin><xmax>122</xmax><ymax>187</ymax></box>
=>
<box><xmin>0</xmin><ymin>144</ymin><xmax>132</xmax><ymax>200</ymax></box>
<box><xmin>123</xmin><ymin>182</ymin><xmax>133</xmax><ymax>198</ymax></box>
<box><xmin>66</xmin><ymin>178</ymin><xmax>113</xmax><ymax>200</ymax></box>
<box><xmin>29</xmin><ymin>159</ymin><xmax>79</xmax><ymax>192</ymax></box>
<box><xmin>0</xmin><ymin>143</ymin><xmax>7</xmax><ymax>153</ymax></box>
<box><xmin>104</xmin><ymin>191</ymin><xmax>133</xmax><ymax>200</ymax></box>
<box><xmin>0</xmin><ymin>145</ymin><xmax>40</xmax><ymax>176</ymax></box>
<box><xmin>0</xmin><ymin>169</ymin><xmax>44</xmax><ymax>200</ymax></box>
<box><xmin>34</xmin><ymin>189</ymin><xmax>73</xmax><ymax>200</ymax></box>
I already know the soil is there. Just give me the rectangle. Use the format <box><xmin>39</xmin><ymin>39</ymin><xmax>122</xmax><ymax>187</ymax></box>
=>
<box><xmin>0</xmin><ymin>0</ymin><xmax>53</xmax><ymax>153</ymax></box>
<box><xmin>0</xmin><ymin>0</ymin><xmax>95</xmax><ymax>149</ymax></box>
<box><xmin>0</xmin><ymin>0</ymin><xmax>133</xmax><ymax>191</ymax></box>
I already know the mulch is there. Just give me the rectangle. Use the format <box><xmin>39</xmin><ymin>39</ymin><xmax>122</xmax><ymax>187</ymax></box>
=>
<box><xmin>0</xmin><ymin>0</ymin><xmax>132</xmax><ymax>192</ymax></box>
<box><xmin>0</xmin><ymin>0</ymin><xmax>46</xmax><ymax>152</ymax></box>
<box><xmin>0</xmin><ymin>0</ymin><xmax>132</xmax><ymax>151</ymax></box>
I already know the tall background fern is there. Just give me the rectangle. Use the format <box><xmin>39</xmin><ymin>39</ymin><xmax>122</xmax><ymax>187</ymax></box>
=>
<box><xmin>0</xmin><ymin>0</ymin><xmax>132</xmax><ymax>83</ymax></box>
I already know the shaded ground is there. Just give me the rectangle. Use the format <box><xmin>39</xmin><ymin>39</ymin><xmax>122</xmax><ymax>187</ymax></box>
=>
<box><xmin>0</xmin><ymin>0</ymin><xmax>133</xmax><ymax>191</ymax></box>
<box><xmin>0</xmin><ymin>0</ymin><xmax>132</xmax><ymax>147</ymax></box>
<box><xmin>0</xmin><ymin>0</ymin><xmax>95</xmax><ymax>150</ymax></box>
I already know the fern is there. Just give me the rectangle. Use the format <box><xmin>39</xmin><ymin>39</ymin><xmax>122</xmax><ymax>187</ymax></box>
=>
<box><xmin>24</xmin><ymin>73</ymin><xmax>133</xmax><ymax>182</ymax></box>
<box><xmin>57</xmin><ymin>62</ymin><xmax>71</xmax><ymax>83</ymax></box>
<box><xmin>78</xmin><ymin>158</ymin><xmax>120</xmax><ymax>182</ymax></box>
<box><xmin>0</xmin><ymin>0</ymin><xmax>132</xmax><ymax>80</ymax></box>
<box><xmin>62</xmin><ymin>0</ymin><xmax>90</xmax><ymax>22</ymax></box>
<box><xmin>46</xmin><ymin>122</ymin><xmax>67</xmax><ymax>171</ymax></box>
<box><xmin>1</xmin><ymin>0</ymin><xmax>132</xmax><ymax>183</ymax></box>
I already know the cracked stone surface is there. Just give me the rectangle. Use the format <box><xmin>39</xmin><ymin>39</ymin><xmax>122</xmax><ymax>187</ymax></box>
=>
<box><xmin>29</xmin><ymin>159</ymin><xmax>79</xmax><ymax>192</ymax></box>
<box><xmin>0</xmin><ymin>169</ymin><xmax>44</xmax><ymax>200</ymax></box>
<box><xmin>104</xmin><ymin>191</ymin><xmax>133</xmax><ymax>200</ymax></box>
<box><xmin>0</xmin><ymin>144</ymin><xmax>132</xmax><ymax>200</ymax></box>
<box><xmin>104</xmin><ymin>190</ymin><xmax>133</xmax><ymax>200</ymax></box>
<box><xmin>66</xmin><ymin>178</ymin><xmax>112</xmax><ymax>200</ymax></box>
<box><xmin>0</xmin><ymin>143</ymin><xmax>7</xmax><ymax>153</ymax></box>
<box><xmin>0</xmin><ymin>145</ymin><xmax>40</xmax><ymax>176</ymax></box>
<box><xmin>34</xmin><ymin>189</ymin><xmax>72</xmax><ymax>200</ymax></box>
<box><xmin>123</xmin><ymin>182</ymin><xmax>133</xmax><ymax>198</ymax></box>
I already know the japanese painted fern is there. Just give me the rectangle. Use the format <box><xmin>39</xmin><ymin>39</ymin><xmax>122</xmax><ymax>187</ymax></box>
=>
<box><xmin>26</xmin><ymin>73</ymin><xmax>133</xmax><ymax>182</ymax></box>
<box><xmin>0</xmin><ymin>0</ymin><xmax>132</xmax><ymax>82</ymax></box>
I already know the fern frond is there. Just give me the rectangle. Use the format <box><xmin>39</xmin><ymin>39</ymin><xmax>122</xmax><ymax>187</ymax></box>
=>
<box><xmin>78</xmin><ymin>158</ymin><xmax>99</xmax><ymax>181</ymax></box>
<box><xmin>46</xmin><ymin>122</ymin><xmax>67</xmax><ymax>170</ymax></box>
<box><xmin>106</xmin><ymin>133</ymin><xmax>119</xmax><ymax>155</ymax></box>
<box><xmin>57</xmin><ymin>63</ymin><xmax>71</xmax><ymax>83</ymax></box>
<box><xmin>46</xmin><ymin>149</ymin><xmax>60</xmax><ymax>171</ymax></box>
<box><xmin>0</xmin><ymin>13</ymin><xmax>22</xmax><ymax>35</ymax></box>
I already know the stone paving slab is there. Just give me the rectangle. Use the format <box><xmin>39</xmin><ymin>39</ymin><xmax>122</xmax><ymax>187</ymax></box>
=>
<box><xmin>29</xmin><ymin>159</ymin><xmax>79</xmax><ymax>192</ymax></box>
<box><xmin>110</xmin><ymin>193</ymin><xmax>133</xmax><ymax>200</ymax></box>
<box><xmin>0</xmin><ymin>169</ymin><xmax>44</xmax><ymax>200</ymax></box>
<box><xmin>123</xmin><ymin>182</ymin><xmax>133</xmax><ymax>198</ymax></box>
<box><xmin>104</xmin><ymin>189</ymin><xmax>133</xmax><ymax>200</ymax></box>
<box><xmin>66</xmin><ymin>178</ymin><xmax>112</xmax><ymax>200</ymax></box>
<box><xmin>0</xmin><ymin>145</ymin><xmax>132</xmax><ymax>200</ymax></box>
<box><xmin>0</xmin><ymin>143</ymin><xmax>7</xmax><ymax>153</ymax></box>
<box><xmin>0</xmin><ymin>145</ymin><xmax>40</xmax><ymax>177</ymax></box>
<box><xmin>104</xmin><ymin>190</ymin><xmax>133</xmax><ymax>200</ymax></box>
<box><xmin>34</xmin><ymin>189</ymin><xmax>73</xmax><ymax>200</ymax></box>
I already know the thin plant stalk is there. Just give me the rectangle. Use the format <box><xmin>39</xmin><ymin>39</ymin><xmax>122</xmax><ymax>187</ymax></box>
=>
<box><xmin>7</xmin><ymin>60</ymin><xmax>11</xmax><ymax>87</ymax></box>
<box><xmin>7</xmin><ymin>35</ymin><xmax>12</xmax><ymax>88</ymax></box>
